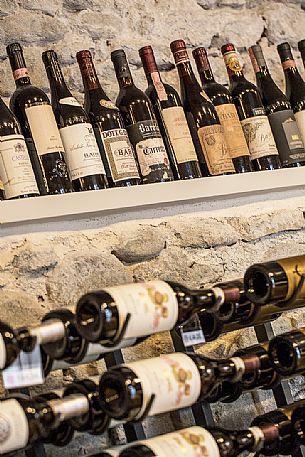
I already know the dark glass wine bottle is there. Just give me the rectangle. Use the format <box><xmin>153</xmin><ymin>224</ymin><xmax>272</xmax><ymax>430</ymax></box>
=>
<box><xmin>298</xmin><ymin>39</ymin><xmax>305</xmax><ymax>67</ymax></box>
<box><xmin>42</xmin><ymin>50</ymin><xmax>108</xmax><ymax>191</ymax></box>
<box><xmin>221</xmin><ymin>43</ymin><xmax>281</xmax><ymax>171</ymax></box>
<box><xmin>291</xmin><ymin>400</ymin><xmax>305</xmax><ymax>444</ymax></box>
<box><xmin>277</xmin><ymin>42</ymin><xmax>305</xmax><ymax>150</ymax></box>
<box><xmin>0</xmin><ymin>321</ymin><xmax>22</xmax><ymax>370</ymax></box>
<box><xmin>6</xmin><ymin>43</ymin><xmax>72</xmax><ymax>195</ymax></box>
<box><xmin>0</xmin><ymin>96</ymin><xmax>39</xmax><ymax>199</ymax></box>
<box><xmin>268</xmin><ymin>327</ymin><xmax>305</xmax><ymax>376</ymax></box>
<box><xmin>98</xmin><ymin>351</ymin><xmax>260</xmax><ymax>421</ymax></box>
<box><xmin>249</xmin><ymin>44</ymin><xmax>305</xmax><ymax>168</ymax></box>
<box><xmin>111</xmin><ymin>49</ymin><xmax>174</xmax><ymax>184</ymax></box>
<box><xmin>139</xmin><ymin>45</ymin><xmax>202</xmax><ymax>179</ymax></box>
<box><xmin>192</xmin><ymin>46</ymin><xmax>252</xmax><ymax>173</ymax></box>
<box><xmin>170</xmin><ymin>40</ymin><xmax>235</xmax><ymax>176</ymax></box>
<box><xmin>76</xmin><ymin>50</ymin><xmax>141</xmax><ymax>187</ymax></box>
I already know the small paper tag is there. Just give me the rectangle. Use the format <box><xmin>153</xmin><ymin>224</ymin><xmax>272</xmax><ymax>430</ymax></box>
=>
<box><xmin>180</xmin><ymin>315</ymin><xmax>205</xmax><ymax>347</ymax></box>
<box><xmin>2</xmin><ymin>344</ymin><xmax>44</xmax><ymax>389</ymax></box>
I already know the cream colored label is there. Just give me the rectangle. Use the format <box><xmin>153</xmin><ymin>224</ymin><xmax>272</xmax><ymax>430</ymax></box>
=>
<box><xmin>59</xmin><ymin>96</ymin><xmax>82</xmax><ymax>107</ymax></box>
<box><xmin>25</xmin><ymin>104</ymin><xmax>65</xmax><ymax>156</ymax></box>
<box><xmin>241</xmin><ymin>115</ymin><xmax>279</xmax><ymax>160</ymax></box>
<box><xmin>294</xmin><ymin>111</ymin><xmax>305</xmax><ymax>146</ymax></box>
<box><xmin>162</xmin><ymin>107</ymin><xmax>198</xmax><ymax>163</ymax></box>
<box><xmin>223</xmin><ymin>50</ymin><xmax>242</xmax><ymax>75</ymax></box>
<box><xmin>0</xmin><ymin>134</ymin><xmax>39</xmax><ymax>199</ymax></box>
<box><xmin>136</xmin><ymin>137</ymin><xmax>169</xmax><ymax>177</ymax></box>
<box><xmin>277</xmin><ymin>255</ymin><xmax>305</xmax><ymax>300</ymax></box>
<box><xmin>198</xmin><ymin>124</ymin><xmax>235</xmax><ymax>175</ymax></box>
<box><xmin>0</xmin><ymin>334</ymin><xmax>6</xmax><ymax>369</ymax></box>
<box><xmin>59</xmin><ymin>122</ymin><xmax>106</xmax><ymax>180</ymax></box>
<box><xmin>215</xmin><ymin>104</ymin><xmax>250</xmax><ymax>159</ymax></box>
<box><xmin>125</xmin><ymin>353</ymin><xmax>202</xmax><ymax>418</ymax></box>
<box><xmin>104</xmin><ymin>281</ymin><xmax>179</xmax><ymax>339</ymax></box>
<box><xmin>100</xmin><ymin>128</ymin><xmax>139</xmax><ymax>181</ymax></box>
<box><xmin>0</xmin><ymin>399</ymin><xmax>29</xmax><ymax>454</ymax></box>
<box><xmin>140</xmin><ymin>427</ymin><xmax>220</xmax><ymax>457</ymax></box>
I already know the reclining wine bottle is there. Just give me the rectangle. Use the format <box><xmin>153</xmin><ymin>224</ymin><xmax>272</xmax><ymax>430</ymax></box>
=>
<box><xmin>244</xmin><ymin>254</ymin><xmax>305</xmax><ymax>305</ymax></box>
<box><xmin>98</xmin><ymin>351</ymin><xmax>261</xmax><ymax>421</ymax></box>
<box><xmin>291</xmin><ymin>400</ymin><xmax>305</xmax><ymax>444</ymax></box>
<box><xmin>268</xmin><ymin>326</ymin><xmax>305</xmax><ymax>376</ymax></box>
<box><xmin>75</xmin><ymin>280</ymin><xmax>241</xmax><ymax>344</ymax></box>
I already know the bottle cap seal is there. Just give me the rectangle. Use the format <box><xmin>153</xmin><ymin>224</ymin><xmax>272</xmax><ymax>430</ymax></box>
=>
<box><xmin>192</xmin><ymin>47</ymin><xmax>211</xmax><ymax>72</ymax></box>
<box><xmin>170</xmin><ymin>40</ymin><xmax>189</xmax><ymax>65</ymax></box>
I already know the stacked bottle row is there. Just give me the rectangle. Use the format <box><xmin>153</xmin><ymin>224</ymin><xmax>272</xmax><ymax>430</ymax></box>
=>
<box><xmin>2</xmin><ymin>39</ymin><xmax>305</xmax><ymax>200</ymax></box>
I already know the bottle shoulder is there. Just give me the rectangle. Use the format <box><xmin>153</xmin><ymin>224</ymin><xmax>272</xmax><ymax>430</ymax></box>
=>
<box><xmin>11</xmin><ymin>84</ymin><xmax>50</xmax><ymax>105</ymax></box>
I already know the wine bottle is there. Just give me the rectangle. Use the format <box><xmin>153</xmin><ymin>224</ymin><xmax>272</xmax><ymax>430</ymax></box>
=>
<box><xmin>0</xmin><ymin>394</ymin><xmax>89</xmax><ymax>454</ymax></box>
<box><xmin>98</xmin><ymin>351</ymin><xmax>261</xmax><ymax>421</ymax></box>
<box><xmin>277</xmin><ymin>42</ymin><xmax>305</xmax><ymax>148</ymax></box>
<box><xmin>244</xmin><ymin>254</ymin><xmax>305</xmax><ymax>305</ymax></box>
<box><xmin>268</xmin><ymin>327</ymin><xmax>305</xmax><ymax>376</ymax></box>
<box><xmin>291</xmin><ymin>400</ymin><xmax>305</xmax><ymax>444</ymax></box>
<box><xmin>119</xmin><ymin>425</ymin><xmax>275</xmax><ymax>457</ymax></box>
<box><xmin>221</xmin><ymin>43</ymin><xmax>281</xmax><ymax>171</ymax></box>
<box><xmin>6</xmin><ymin>43</ymin><xmax>72</xmax><ymax>195</ymax></box>
<box><xmin>192</xmin><ymin>46</ymin><xmax>252</xmax><ymax>173</ymax></box>
<box><xmin>76</xmin><ymin>50</ymin><xmax>141</xmax><ymax>187</ymax></box>
<box><xmin>75</xmin><ymin>280</ymin><xmax>239</xmax><ymax>343</ymax></box>
<box><xmin>111</xmin><ymin>49</ymin><xmax>174</xmax><ymax>184</ymax></box>
<box><xmin>170</xmin><ymin>40</ymin><xmax>235</xmax><ymax>176</ymax></box>
<box><xmin>42</xmin><ymin>50</ymin><xmax>108</xmax><ymax>191</ymax></box>
<box><xmin>249</xmin><ymin>44</ymin><xmax>305</xmax><ymax>168</ymax></box>
<box><xmin>0</xmin><ymin>96</ymin><xmax>39</xmax><ymax>199</ymax></box>
<box><xmin>139</xmin><ymin>45</ymin><xmax>202</xmax><ymax>179</ymax></box>
<box><xmin>0</xmin><ymin>321</ymin><xmax>23</xmax><ymax>369</ymax></box>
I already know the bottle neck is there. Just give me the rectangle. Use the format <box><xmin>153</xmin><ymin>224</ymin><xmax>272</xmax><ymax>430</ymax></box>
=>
<box><xmin>222</xmin><ymin>49</ymin><xmax>246</xmax><ymax>84</ymax></box>
<box><xmin>78</xmin><ymin>55</ymin><xmax>107</xmax><ymax>96</ymax></box>
<box><xmin>199</xmin><ymin>69</ymin><xmax>215</xmax><ymax>85</ymax></box>
<box><xmin>44</xmin><ymin>57</ymin><xmax>71</xmax><ymax>101</ymax></box>
<box><xmin>112</xmin><ymin>56</ymin><xmax>134</xmax><ymax>89</ymax></box>
<box><xmin>8</xmin><ymin>50</ymin><xmax>31</xmax><ymax>87</ymax></box>
<box><xmin>176</xmin><ymin>60</ymin><xmax>202</xmax><ymax>89</ymax></box>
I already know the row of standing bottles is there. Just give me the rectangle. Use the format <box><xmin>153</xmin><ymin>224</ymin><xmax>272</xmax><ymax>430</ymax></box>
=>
<box><xmin>2</xmin><ymin>39</ymin><xmax>305</xmax><ymax>200</ymax></box>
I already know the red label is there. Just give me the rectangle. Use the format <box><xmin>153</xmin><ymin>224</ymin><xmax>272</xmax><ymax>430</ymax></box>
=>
<box><xmin>282</xmin><ymin>59</ymin><xmax>296</xmax><ymax>70</ymax></box>
<box><xmin>13</xmin><ymin>68</ymin><xmax>29</xmax><ymax>81</ymax></box>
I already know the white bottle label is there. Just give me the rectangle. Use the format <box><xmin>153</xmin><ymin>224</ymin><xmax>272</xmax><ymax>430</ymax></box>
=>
<box><xmin>59</xmin><ymin>96</ymin><xmax>82</xmax><ymax>107</ymax></box>
<box><xmin>125</xmin><ymin>353</ymin><xmax>202</xmax><ymax>418</ymax></box>
<box><xmin>99</xmin><ymin>128</ymin><xmax>139</xmax><ymax>181</ymax></box>
<box><xmin>2</xmin><ymin>344</ymin><xmax>44</xmax><ymax>389</ymax></box>
<box><xmin>25</xmin><ymin>104</ymin><xmax>65</xmax><ymax>156</ymax></box>
<box><xmin>59</xmin><ymin>122</ymin><xmax>106</xmax><ymax>180</ymax></box>
<box><xmin>162</xmin><ymin>106</ymin><xmax>198</xmax><ymax>163</ymax></box>
<box><xmin>294</xmin><ymin>110</ymin><xmax>305</xmax><ymax>146</ymax></box>
<box><xmin>151</xmin><ymin>72</ymin><xmax>168</xmax><ymax>101</ymax></box>
<box><xmin>0</xmin><ymin>399</ymin><xmax>29</xmax><ymax>454</ymax></box>
<box><xmin>241</xmin><ymin>115</ymin><xmax>279</xmax><ymax>160</ymax></box>
<box><xmin>0</xmin><ymin>334</ymin><xmax>6</xmax><ymax>369</ymax></box>
<box><xmin>104</xmin><ymin>280</ymin><xmax>179</xmax><ymax>339</ymax></box>
<box><xmin>140</xmin><ymin>427</ymin><xmax>220</xmax><ymax>457</ymax></box>
<box><xmin>0</xmin><ymin>134</ymin><xmax>39</xmax><ymax>199</ymax></box>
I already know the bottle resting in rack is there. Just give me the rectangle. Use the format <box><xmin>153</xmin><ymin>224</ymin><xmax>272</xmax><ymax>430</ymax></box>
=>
<box><xmin>111</xmin><ymin>49</ymin><xmax>174</xmax><ymax>184</ymax></box>
<box><xmin>6</xmin><ymin>42</ymin><xmax>72</xmax><ymax>195</ymax></box>
<box><xmin>249</xmin><ymin>44</ymin><xmax>305</xmax><ymax>168</ymax></box>
<box><xmin>139</xmin><ymin>45</ymin><xmax>202</xmax><ymax>180</ymax></box>
<box><xmin>42</xmin><ymin>50</ymin><xmax>108</xmax><ymax>191</ymax></box>
<box><xmin>268</xmin><ymin>326</ymin><xmax>305</xmax><ymax>376</ymax></box>
<box><xmin>170</xmin><ymin>39</ymin><xmax>235</xmax><ymax>176</ymax></box>
<box><xmin>76</xmin><ymin>49</ymin><xmax>141</xmax><ymax>187</ymax></box>
<box><xmin>221</xmin><ymin>43</ymin><xmax>281</xmax><ymax>171</ymax></box>
<box><xmin>192</xmin><ymin>46</ymin><xmax>252</xmax><ymax>173</ymax></box>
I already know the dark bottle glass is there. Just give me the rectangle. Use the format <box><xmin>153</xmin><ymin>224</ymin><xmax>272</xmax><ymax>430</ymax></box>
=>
<box><xmin>6</xmin><ymin>43</ymin><xmax>72</xmax><ymax>195</ymax></box>
<box><xmin>75</xmin><ymin>279</ymin><xmax>241</xmax><ymax>344</ymax></box>
<box><xmin>76</xmin><ymin>50</ymin><xmax>141</xmax><ymax>187</ymax></box>
<box><xmin>221</xmin><ymin>43</ymin><xmax>281</xmax><ymax>171</ymax></box>
<box><xmin>249</xmin><ymin>44</ymin><xmax>305</xmax><ymax>168</ymax></box>
<box><xmin>42</xmin><ymin>50</ymin><xmax>108</xmax><ymax>192</ymax></box>
<box><xmin>291</xmin><ymin>400</ymin><xmax>305</xmax><ymax>444</ymax></box>
<box><xmin>98</xmin><ymin>351</ymin><xmax>260</xmax><ymax>421</ymax></box>
<box><xmin>298</xmin><ymin>39</ymin><xmax>305</xmax><ymax>68</ymax></box>
<box><xmin>170</xmin><ymin>40</ymin><xmax>235</xmax><ymax>176</ymax></box>
<box><xmin>0</xmin><ymin>96</ymin><xmax>39</xmax><ymax>199</ymax></box>
<box><xmin>111</xmin><ymin>49</ymin><xmax>174</xmax><ymax>184</ymax></box>
<box><xmin>192</xmin><ymin>46</ymin><xmax>252</xmax><ymax>173</ymax></box>
<box><xmin>278</xmin><ymin>42</ymin><xmax>305</xmax><ymax>151</ymax></box>
<box><xmin>268</xmin><ymin>327</ymin><xmax>305</xmax><ymax>376</ymax></box>
<box><xmin>0</xmin><ymin>321</ymin><xmax>22</xmax><ymax>370</ymax></box>
<box><xmin>139</xmin><ymin>45</ymin><xmax>202</xmax><ymax>180</ymax></box>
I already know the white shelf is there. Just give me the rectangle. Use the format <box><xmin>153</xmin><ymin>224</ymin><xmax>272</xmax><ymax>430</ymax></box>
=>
<box><xmin>1</xmin><ymin>167</ymin><xmax>305</xmax><ymax>226</ymax></box>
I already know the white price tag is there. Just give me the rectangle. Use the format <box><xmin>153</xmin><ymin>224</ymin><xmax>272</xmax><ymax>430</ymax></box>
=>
<box><xmin>180</xmin><ymin>314</ymin><xmax>205</xmax><ymax>347</ymax></box>
<box><xmin>2</xmin><ymin>344</ymin><xmax>44</xmax><ymax>389</ymax></box>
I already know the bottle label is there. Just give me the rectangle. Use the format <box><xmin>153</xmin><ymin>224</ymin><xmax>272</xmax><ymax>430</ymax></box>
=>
<box><xmin>13</xmin><ymin>68</ymin><xmax>29</xmax><ymax>81</ymax></box>
<box><xmin>0</xmin><ymin>134</ymin><xmax>39</xmax><ymax>199</ymax></box>
<box><xmin>59</xmin><ymin>122</ymin><xmax>106</xmax><ymax>180</ymax></box>
<box><xmin>99</xmin><ymin>127</ymin><xmax>140</xmax><ymax>181</ymax></box>
<box><xmin>0</xmin><ymin>399</ymin><xmax>29</xmax><ymax>454</ymax></box>
<box><xmin>277</xmin><ymin>255</ymin><xmax>305</xmax><ymax>300</ymax></box>
<box><xmin>59</xmin><ymin>97</ymin><xmax>82</xmax><ymax>107</ymax></box>
<box><xmin>151</xmin><ymin>72</ymin><xmax>168</xmax><ymax>101</ymax></box>
<box><xmin>140</xmin><ymin>427</ymin><xmax>220</xmax><ymax>457</ymax></box>
<box><xmin>294</xmin><ymin>111</ymin><xmax>305</xmax><ymax>147</ymax></box>
<box><xmin>126</xmin><ymin>120</ymin><xmax>171</xmax><ymax>178</ymax></box>
<box><xmin>2</xmin><ymin>344</ymin><xmax>44</xmax><ymax>389</ymax></box>
<box><xmin>104</xmin><ymin>280</ymin><xmax>179</xmax><ymax>339</ymax></box>
<box><xmin>282</xmin><ymin>59</ymin><xmax>296</xmax><ymax>70</ymax></box>
<box><xmin>0</xmin><ymin>334</ymin><xmax>6</xmax><ymax>369</ymax></box>
<box><xmin>25</xmin><ymin>103</ymin><xmax>65</xmax><ymax>156</ymax></box>
<box><xmin>223</xmin><ymin>50</ymin><xmax>242</xmax><ymax>76</ymax></box>
<box><xmin>197</xmin><ymin>124</ymin><xmax>235</xmax><ymax>175</ymax></box>
<box><xmin>240</xmin><ymin>115</ymin><xmax>279</xmax><ymax>160</ymax></box>
<box><xmin>162</xmin><ymin>107</ymin><xmax>198</xmax><ymax>163</ymax></box>
<box><xmin>99</xmin><ymin>99</ymin><xmax>119</xmax><ymax>110</ymax></box>
<box><xmin>215</xmin><ymin>104</ymin><xmax>250</xmax><ymax>159</ymax></box>
<box><xmin>268</xmin><ymin>110</ymin><xmax>305</xmax><ymax>166</ymax></box>
<box><xmin>125</xmin><ymin>353</ymin><xmax>202</xmax><ymax>418</ymax></box>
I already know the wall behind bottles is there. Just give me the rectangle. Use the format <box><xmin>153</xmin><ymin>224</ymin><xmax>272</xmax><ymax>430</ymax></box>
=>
<box><xmin>1</xmin><ymin>0</ymin><xmax>305</xmax><ymax>103</ymax></box>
